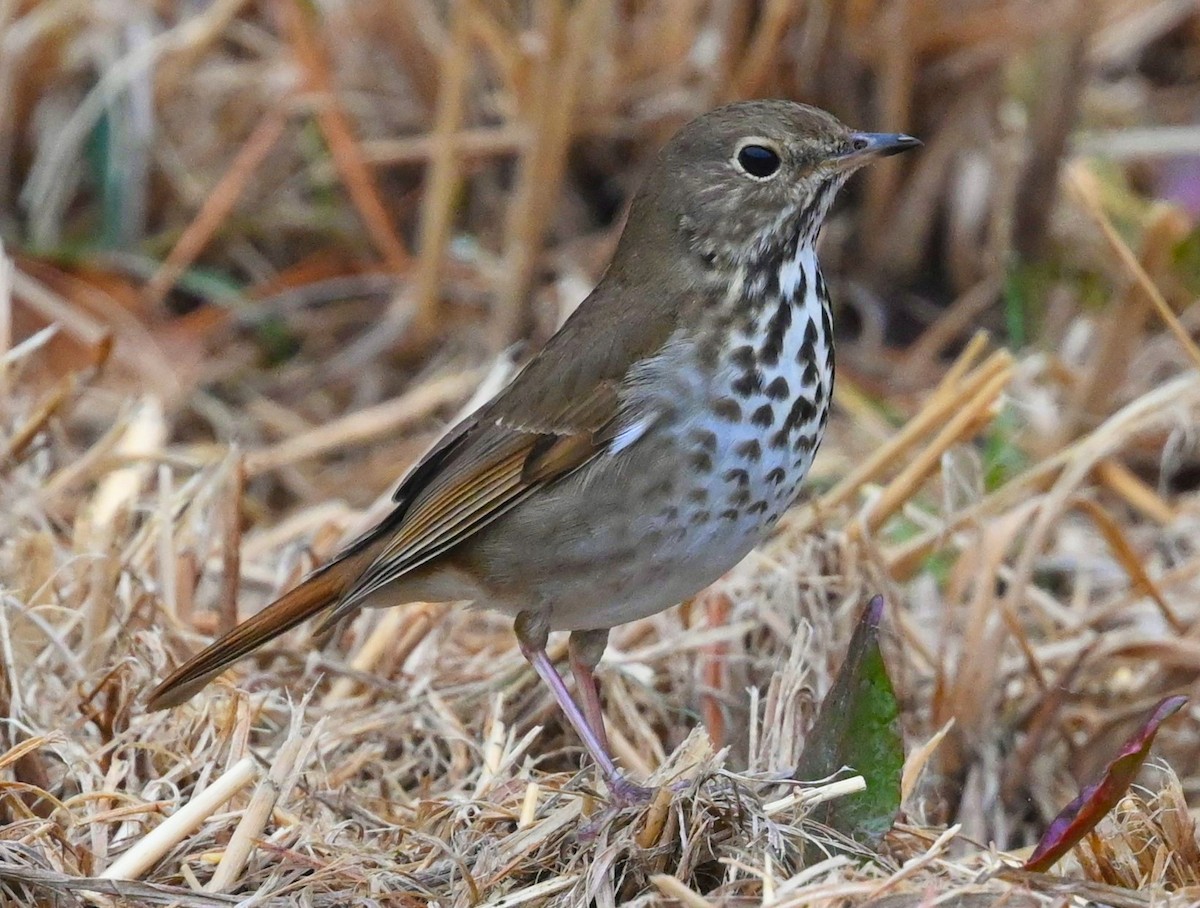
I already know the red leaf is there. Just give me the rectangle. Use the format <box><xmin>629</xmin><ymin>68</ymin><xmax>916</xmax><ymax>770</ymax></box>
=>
<box><xmin>1023</xmin><ymin>695</ymin><xmax>1188</xmax><ymax>873</ymax></box>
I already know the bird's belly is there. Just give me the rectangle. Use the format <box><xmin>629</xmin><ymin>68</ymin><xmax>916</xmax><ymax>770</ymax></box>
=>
<box><xmin>462</xmin><ymin>451</ymin><xmax>769</xmax><ymax>630</ymax></box>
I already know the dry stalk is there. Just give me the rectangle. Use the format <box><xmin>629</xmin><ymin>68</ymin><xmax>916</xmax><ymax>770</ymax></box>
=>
<box><xmin>409</xmin><ymin>0</ymin><xmax>473</xmax><ymax>336</ymax></box>
<box><xmin>320</xmin><ymin>607</ymin><xmax>410</xmax><ymax>706</ymax></box>
<box><xmin>278</xmin><ymin>0</ymin><xmax>409</xmax><ymax>273</ymax></box>
<box><xmin>1070</xmin><ymin>497</ymin><xmax>1184</xmax><ymax>632</ymax></box>
<box><xmin>218</xmin><ymin>451</ymin><xmax>244</xmax><ymax>635</ymax></box>
<box><xmin>1067</xmin><ymin>164</ymin><xmax>1200</xmax><ymax>373</ymax></box>
<box><xmin>901</xmin><ymin>718</ymin><xmax>954</xmax><ymax>805</ymax></box>
<box><xmin>813</xmin><ymin>346</ymin><xmax>1011</xmax><ymax>519</ymax></box>
<box><xmin>1093</xmin><ymin>458</ymin><xmax>1176</xmax><ymax>526</ymax></box>
<box><xmin>144</xmin><ymin>111</ymin><xmax>287</xmax><ymax>307</ymax></box>
<box><xmin>859</xmin><ymin>363</ymin><xmax>1013</xmax><ymax>535</ymax></box>
<box><xmin>363</xmin><ymin>125</ymin><xmax>525</xmax><ymax>165</ymax></box>
<box><xmin>205</xmin><ymin>711</ymin><xmax>320</xmax><ymax>891</ymax></box>
<box><xmin>493</xmin><ymin>0</ymin><xmax>606</xmax><ymax>346</ymax></box>
<box><xmin>243</xmin><ymin>368</ymin><xmax>480</xmax><ymax>476</ymax></box>
<box><xmin>80</xmin><ymin>398</ymin><xmax>168</xmax><ymax>550</ymax></box>
<box><xmin>99</xmin><ymin>757</ymin><xmax>258</xmax><ymax>883</ymax></box>
<box><xmin>650</xmin><ymin>873</ymin><xmax>710</xmax><ymax>908</ymax></box>
<box><xmin>1060</xmin><ymin>203</ymin><xmax>1191</xmax><ymax>441</ymax></box>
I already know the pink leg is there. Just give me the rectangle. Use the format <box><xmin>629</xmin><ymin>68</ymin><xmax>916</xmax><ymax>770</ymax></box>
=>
<box><xmin>515</xmin><ymin>612</ymin><xmax>650</xmax><ymax>802</ymax></box>
<box><xmin>568</xmin><ymin>628</ymin><xmax>611</xmax><ymax>755</ymax></box>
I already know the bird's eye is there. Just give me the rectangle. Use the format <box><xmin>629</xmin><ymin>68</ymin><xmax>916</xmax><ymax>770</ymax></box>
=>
<box><xmin>735</xmin><ymin>143</ymin><xmax>781</xmax><ymax>179</ymax></box>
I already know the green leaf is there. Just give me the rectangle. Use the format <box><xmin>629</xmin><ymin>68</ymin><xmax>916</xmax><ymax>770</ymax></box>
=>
<box><xmin>794</xmin><ymin>595</ymin><xmax>902</xmax><ymax>853</ymax></box>
<box><xmin>1023</xmin><ymin>694</ymin><xmax>1187</xmax><ymax>873</ymax></box>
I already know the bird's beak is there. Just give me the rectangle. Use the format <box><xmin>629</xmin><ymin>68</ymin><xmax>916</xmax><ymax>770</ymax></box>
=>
<box><xmin>834</xmin><ymin>132</ymin><xmax>922</xmax><ymax>169</ymax></box>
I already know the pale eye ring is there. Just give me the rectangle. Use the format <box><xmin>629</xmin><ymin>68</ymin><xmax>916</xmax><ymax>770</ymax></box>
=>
<box><xmin>734</xmin><ymin>140</ymin><xmax>782</xmax><ymax>179</ymax></box>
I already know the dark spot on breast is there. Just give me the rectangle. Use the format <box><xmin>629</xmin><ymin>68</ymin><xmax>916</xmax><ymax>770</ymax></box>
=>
<box><xmin>645</xmin><ymin>473</ymin><xmax>674</xmax><ymax>496</ymax></box>
<box><xmin>735</xmin><ymin>439</ymin><xmax>762</xmax><ymax>462</ymax></box>
<box><xmin>793</xmin><ymin>433</ymin><xmax>815</xmax><ymax>454</ymax></box>
<box><xmin>730</xmin><ymin>345</ymin><xmax>756</xmax><ymax>370</ymax></box>
<box><xmin>802</xmin><ymin>319</ymin><xmax>819</xmax><ymax>355</ymax></box>
<box><xmin>769</xmin><ymin>428</ymin><xmax>790</xmax><ymax>449</ymax></box>
<box><xmin>759</xmin><ymin>338</ymin><xmax>782</xmax><ymax>368</ymax></box>
<box><xmin>719</xmin><ymin>508</ymin><xmax>740</xmax><ymax>521</ymax></box>
<box><xmin>765</xmin><ymin>377</ymin><xmax>790</xmax><ymax>400</ymax></box>
<box><xmin>690</xmin><ymin>428</ymin><xmax>718</xmax><ymax>452</ymax></box>
<box><xmin>732</xmin><ymin>370</ymin><xmax>763</xmax><ymax>397</ymax></box>
<box><xmin>661</xmin><ymin>506</ymin><xmax>679</xmax><ymax>521</ymax></box>
<box><xmin>760</xmin><ymin>297</ymin><xmax>793</xmax><ymax>366</ymax></box>
<box><xmin>766</xmin><ymin>467</ymin><xmax>786</xmax><ymax>485</ymax></box>
<box><xmin>690</xmin><ymin>450</ymin><xmax>713</xmax><ymax>472</ymax></box>
<box><xmin>728</xmin><ymin>488</ymin><xmax>751</xmax><ymax>506</ymax></box>
<box><xmin>687</xmin><ymin>488</ymin><xmax>708</xmax><ymax>504</ymax></box>
<box><xmin>784</xmin><ymin>395</ymin><xmax>817</xmax><ymax>431</ymax></box>
<box><xmin>792</xmin><ymin>269</ymin><xmax>808</xmax><ymax>302</ymax></box>
<box><xmin>750</xmin><ymin>404</ymin><xmax>774</xmax><ymax>428</ymax></box>
<box><xmin>766</xmin><ymin>270</ymin><xmax>781</xmax><ymax>298</ymax></box>
<box><xmin>712</xmin><ymin>397</ymin><xmax>742</xmax><ymax>421</ymax></box>
<box><xmin>723</xmin><ymin>467</ymin><xmax>749</xmax><ymax>486</ymax></box>
<box><xmin>802</xmin><ymin>361</ymin><xmax>819</xmax><ymax>387</ymax></box>
<box><xmin>748</xmin><ymin>500</ymin><xmax>769</xmax><ymax>515</ymax></box>
<box><xmin>690</xmin><ymin>510</ymin><xmax>712</xmax><ymax>525</ymax></box>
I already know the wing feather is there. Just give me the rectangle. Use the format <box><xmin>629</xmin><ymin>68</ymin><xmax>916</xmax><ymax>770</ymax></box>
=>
<box><xmin>318</xmin><ymin>381</ymin><xmax>636</xmax><ymax>628</ymax></box>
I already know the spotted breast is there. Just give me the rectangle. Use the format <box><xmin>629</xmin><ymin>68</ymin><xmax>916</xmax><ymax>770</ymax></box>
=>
<box><xmin>445</xmin><ymin>226</ymin><xmax>834</xmax><ymax>633</ymax></box>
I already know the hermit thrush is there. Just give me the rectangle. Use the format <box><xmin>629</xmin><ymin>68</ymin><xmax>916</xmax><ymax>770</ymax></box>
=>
<box><xmin>148</xmin><ymin>100</ymin><xmax>918</xmax><ymax>800</ymax></box>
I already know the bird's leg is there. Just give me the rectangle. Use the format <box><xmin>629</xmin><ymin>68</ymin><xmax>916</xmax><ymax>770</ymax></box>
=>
<box><xmin>568</xmin><ymin>627</ymin><xmax>611</xmax><ymax>755</ymax></box>
<box><xmin>514</xmin><ymin>612</ymin><xmax>651</xmax><ymax>803</ymax></box>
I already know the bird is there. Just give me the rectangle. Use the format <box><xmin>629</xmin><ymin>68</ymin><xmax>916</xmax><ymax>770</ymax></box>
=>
<box><xmin>146</xmin><ymin>100</ymin><xmax>919</xmax><ymax>801</ymax></box>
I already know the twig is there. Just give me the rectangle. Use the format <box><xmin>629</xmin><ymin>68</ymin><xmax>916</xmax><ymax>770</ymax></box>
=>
<box><xmin>278</xmin><ymin>0</ymin><xmax>409</xmax><ymax>273</ymax></box>
<box><xmin>1093</xmin><ymin>458</ymin><xmax>1175</xmax><ymax>526</ymax></box>
<box><xmin>219</xmin><ymin>451</ymin><xmax>245</xmax><ymax>635</ymax></box>
<box><xmin>409</xmin><ymin>0</ymin><xmax>472</xmax><ymax>336</ymax></box>
<box><xmin>144</xmin><ymin>110</ymin><xmax>287</xmax><ymax>307</ymax></box>
<box><xmin>243</xmin><ymin>369</ymin><xmax>480</xmax><ymax>476</ymax></box>
<box><xmin>815</xmin><ymin>347</ymin><xmax>1010</xmax><ymax>517</ymax></box>
<box><xmin>1068</xmin><ymin>164</ymin><xmax>1200</xmax><ymax>373</ymax></box>
<box><xmin>321</xmin><ymin>606</ymin><xmax>409</xmax><ymax>705</ymax></box>
<box><xmin>206</xmin><ymin>712</ymin><xmax>320</xmax><ymax>891</ymax></box>
<box><xmin>860</xmin><ymin>364</ymin><xmax>1012</xmax><ymax>534</ymax></box>
<box><xmin>99</xmin><ymin>757</ymin><xmax>258</xmax><ymax>882</ymax></box>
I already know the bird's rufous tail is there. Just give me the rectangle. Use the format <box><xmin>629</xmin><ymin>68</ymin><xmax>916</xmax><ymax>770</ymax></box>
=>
<box><xmin>146</xmin><ymin>550</ymin><xmax>370</xmax><ymax>711</ymax></box>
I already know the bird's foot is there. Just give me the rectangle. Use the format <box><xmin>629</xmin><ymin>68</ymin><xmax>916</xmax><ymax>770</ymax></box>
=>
<box><xmin>608</xmin><ymin>775</ymin><xmax>656</xmax><ymax>804</ymax></box>
<box><xmin>606</xmin><ymin>773</ymin><xmax>695</xmax><ymax>804</ymax></box>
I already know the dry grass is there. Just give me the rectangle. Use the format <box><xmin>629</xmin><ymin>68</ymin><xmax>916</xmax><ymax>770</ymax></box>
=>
<box><xmin>3</xmin><ymin>1</ymin><xmax>1200</xmax><ymax>904</ymax></box>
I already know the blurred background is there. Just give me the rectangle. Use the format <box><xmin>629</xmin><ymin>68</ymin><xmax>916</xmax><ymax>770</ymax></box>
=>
<box><xmin>5</xmin><ymin>0</ymin><xmax>1200</xmax><ymax>896</ymax></box>
<box><xmin>6</xmin><ymin>0</ymin><xmax>1197</xmax><ymax>441</ymax></box>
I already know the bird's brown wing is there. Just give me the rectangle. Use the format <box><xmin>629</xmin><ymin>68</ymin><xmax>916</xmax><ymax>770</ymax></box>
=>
<box><xmin>315</xmin><ymin>378</ymin><xmax>623</xmax><ymax>627</ymax></box>
<box><xmin>146</xmin><ymin>377</ymin><xmax>632</xmax><ymax>710</ymax></box>
<box><xmin>325</xmin><ymin>294</ymin><xmax>694</xmax><ymax>618</ymax></box>
<box><xmin>147</xmin><ymin>280</ymin><xmax>686</xmax><ymax>711</ymax></box>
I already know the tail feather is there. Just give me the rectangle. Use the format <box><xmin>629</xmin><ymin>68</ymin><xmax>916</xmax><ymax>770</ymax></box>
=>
<box><xmin>146</xmin><ymin>557</ymin><xmax>361</xmax><ymax>711</ymax></box>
